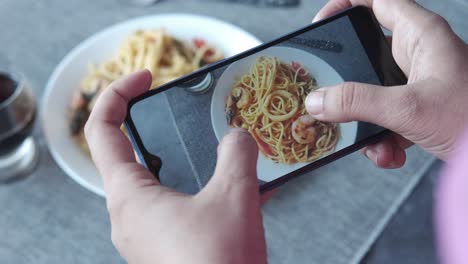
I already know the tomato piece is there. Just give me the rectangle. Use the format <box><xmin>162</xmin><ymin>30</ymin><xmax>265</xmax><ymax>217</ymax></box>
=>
<box><xmin>292</xmin><ymin>61</ymin><xmax>308</xmax><ymax>77</ymax></box>
<box><xmin>292</xmin><ymin>61</ymin><xmax>301</xmax><ymax>71</ymax></box>
<box><xmin>193</xmin><ymin>38</ymin><xmax>206</xmax><ymax>49</ymax></box>
<box><xmin>204</xmin><ymin>48</ymin><xmax>214</xmax><ymax>57</ymax></box>
<box><xmin>298</xmin><ymin>69</ymin><xmax>307</xmax><ymax>77</ymax></box>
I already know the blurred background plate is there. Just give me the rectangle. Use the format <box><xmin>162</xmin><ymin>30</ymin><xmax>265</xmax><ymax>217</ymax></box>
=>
<box><xmin>42</xmin><ymin>14</ymin><xmax>261</xmax><ymax>197</ymax></box>
<box><xmin>211</xmin><ymin>46</ymin><xmax>357</xmax><ymax>182</ymax></box>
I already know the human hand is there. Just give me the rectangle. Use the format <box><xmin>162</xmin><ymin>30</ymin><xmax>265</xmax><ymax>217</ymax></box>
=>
<box><xmin>308</xmin><ymin>0</ymin><xmax>468</xmax><ymax>168</ymax></box>
<box><xmin>84</xmin><ymin>70</ymin><xmax>267</xmax><ymax>264</ymax></box>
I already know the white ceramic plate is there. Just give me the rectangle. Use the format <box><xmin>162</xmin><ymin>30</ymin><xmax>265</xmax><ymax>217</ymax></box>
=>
<box><xmin>42</xmin><ymin>14</ymin><xmax>261</xmax><ymax>197</ymax></box>
<box><xmin>210</xmin><ymin>46</ymin><xmax>357</xmax><ymax>182</ymax></box>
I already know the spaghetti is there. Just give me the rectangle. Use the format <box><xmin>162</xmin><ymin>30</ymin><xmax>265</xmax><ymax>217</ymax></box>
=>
<box><xmin>70</xmin><ymin>29</ymin><xmax>223</xmax><ymax>154</ymax></box>
<box><xmin>225</xmin><ymin>56</ymin><xmax>339</xmax><ymax>164</ymax></box>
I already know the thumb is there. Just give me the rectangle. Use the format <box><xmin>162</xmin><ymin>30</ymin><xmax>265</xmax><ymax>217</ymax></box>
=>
<box><xmin>305</xmin><ymin>82</ymin><xmax>410</xmax><ymax>131</ymax></box>
<box><xmin>204</xmin><ymin>128</ymin><xmax>259</xmax><ymax>197</ymax></box>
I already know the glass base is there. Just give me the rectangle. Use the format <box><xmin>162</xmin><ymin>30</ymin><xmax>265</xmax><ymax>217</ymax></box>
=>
<box><xmin>0</xmin><ymin>137</ymin><xmax>39</xmax><ymax>183</ymax></box>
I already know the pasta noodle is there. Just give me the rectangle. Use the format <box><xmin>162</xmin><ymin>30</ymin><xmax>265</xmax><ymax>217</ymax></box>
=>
<box><xmin>80</xmin><ymin>29</ymin><xmax>222</xmax><ymax>91</ymax></box>
<box><xmin>225</xmin><ymin>56</ymin><xmax>339</xmax><ymax>164</ymax></box>
<box><xmin>70</xmin><ymin>29</ymin><xmax>223</xmax><ymax>155</ymax></box>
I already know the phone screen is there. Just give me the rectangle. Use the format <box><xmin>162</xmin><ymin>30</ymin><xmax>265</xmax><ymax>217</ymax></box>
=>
<box><xmin>126</xmin><ymin>7</ymin><xmax>406</xmax><ymax>194</ymax></box>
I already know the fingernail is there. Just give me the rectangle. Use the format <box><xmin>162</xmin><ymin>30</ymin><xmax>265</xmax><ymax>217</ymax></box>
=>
<box><xmin>306</xmin><ymin>90</ymin><xmax>324</xmax><ymax>115</ymax></box>
<box><xmin>365</xmin><ymin>149</ymin><xmax>378</xmax><ymax>164</ymax></box>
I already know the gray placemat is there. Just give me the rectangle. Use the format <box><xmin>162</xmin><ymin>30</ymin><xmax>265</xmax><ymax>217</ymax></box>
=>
<box><xmin>263</xmin><ymin>147</ymin><xmax>435</xmax><ymax>264</ymax></box>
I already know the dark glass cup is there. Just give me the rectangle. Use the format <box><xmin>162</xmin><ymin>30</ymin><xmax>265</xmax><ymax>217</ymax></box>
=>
<box><xmin>0</xmin><ymin>71</ymin><xmax>39</xmax><ymax>182</ymax></box>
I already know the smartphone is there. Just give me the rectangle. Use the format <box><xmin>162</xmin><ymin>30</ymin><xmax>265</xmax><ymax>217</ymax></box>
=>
<box><xmin>124</xmin><ymin>6</ymin><xmax>407</xmax><ymax>194</ymax></box>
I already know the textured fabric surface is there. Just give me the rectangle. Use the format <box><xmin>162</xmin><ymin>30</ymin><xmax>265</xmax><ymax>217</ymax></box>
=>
<box><xmin>0</xmin><ymin>0</ymin><xmax>464</xmax><ymax>263</ymax></box>
<box><xmin>263</xmin><ymin>147</ymin><xmax>434</xmax><ymax>264</ymax></box>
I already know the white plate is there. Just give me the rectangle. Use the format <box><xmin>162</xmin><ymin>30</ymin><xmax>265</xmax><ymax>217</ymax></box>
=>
<box><xmin>210</xmin><ymin>46</ymin><xmax>357</xmax><ymax>182</ymax></box>
<box><xmin>42</xmin><ymin>14</ymin><xmax>261</xmax><ymax>197</ymax></box>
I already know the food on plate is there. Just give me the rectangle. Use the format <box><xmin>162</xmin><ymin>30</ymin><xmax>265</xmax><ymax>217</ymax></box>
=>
<box><xmin>70</xmin><ymin>29</ymin><xmax>223</xmax><ymax>154</ymax></box>
<box><xmin>225</xmin><ymin>56</ymin><xmax>338</xmax><ymax>164</ymax></box>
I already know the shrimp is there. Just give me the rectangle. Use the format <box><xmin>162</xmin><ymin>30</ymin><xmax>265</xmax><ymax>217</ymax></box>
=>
<box><xmin>225</xmin><ymin>86</ymin><xmax>251</xmax><ymax>125</ymax></box>
<box><xmin>232</xmin><ymin>86</ymin><xmax>251</xmax><ymax>108</ymax></box>
<box><xmin>291</xmin><ymin>115</ymin><xmax>318</xmax><ymax>144</ymax></box>
<box><xmin>225</xmin><ymin>94</ymin><xmax>238</xmax><ymax>125</ymax></box>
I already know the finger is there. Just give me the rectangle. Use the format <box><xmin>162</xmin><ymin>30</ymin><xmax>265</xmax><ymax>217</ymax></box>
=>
<box><xmin>204</xmin><ymin>128</ymin><xmax>260</xmax><ymax>198</ymax></box>
<box><xmin>361</xmin><ymin>133</ymin><xmax>413</xmax><ymax>155</ymax></box>
<box><xmin>305</xmin><ymin>82</ymin><xmax>417</xmax><ymax>133</ymax></box>
<box><xmin>361</xmin><ymin>134</ymin><xmax>412</xmax><ymax>168</ymax></box>
<box><xmin>314</xmin><ymin>0</ymin><xmax>435</xmax><ymax>32</ymax></box>
<box><xmin>362</xmin><ymin>140</ymin><xmax>404</xmax><ymax>169</ymax></box>
<box><xmin>312</xmin><ymin>0</ymin><xmax>355</xmax><ymax>22</ymax></box>
<box><xmin>85</xmin><ymin>70</ymin><xmax>158</xmax><ymax>195</ymax></box>
<box><xmin>313</xmin><ymin>0</ymin><xmax>449</xmax><ymax>74</ymax></box>
<box><xmin>391</xmin><ymin>133</ymin><xmax>413</xmax><ymax>149</ymax></box>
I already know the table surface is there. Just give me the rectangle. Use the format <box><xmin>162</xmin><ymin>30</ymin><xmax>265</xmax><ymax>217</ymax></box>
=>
<box><xmin>0</xmin><ymin>0</ymin><xmax>466</xmax><ymax>263</ymax></box>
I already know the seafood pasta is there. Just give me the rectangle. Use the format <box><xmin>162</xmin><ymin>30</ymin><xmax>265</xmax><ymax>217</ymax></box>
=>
<box><xmin>80</xmin><ymin>29</ymin><xmax>223</xmax><ymax>91</ymax></box>
<box><xmin>225</xmin><ymin>56</ymin><xmax>339</xmax><ymax>164</ymax></box>
<box><xmin>70</xmin><ymin>29</ymin><xmax>223</xmax><ymax>155</ymax></box>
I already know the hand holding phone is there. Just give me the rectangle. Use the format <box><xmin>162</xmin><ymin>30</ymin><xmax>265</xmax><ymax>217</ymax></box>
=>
<box><xmin>310</xmin><ymin>0</ymin><xmax>468</xmax><ymax>166</ymax></box>
<box><xmin>125</xmin><ymin>6</ymin><xmax>406</xmax><ymax>193</ymax></box>
<box><xmin>84</xmin><ymin>70</ymin><xmax>268</xmax><ymax>264</ymax></box>
<box><xmin>83</xmin><ymin>1</ymin><xmax>468</xmax><ymax>263</ymax></box>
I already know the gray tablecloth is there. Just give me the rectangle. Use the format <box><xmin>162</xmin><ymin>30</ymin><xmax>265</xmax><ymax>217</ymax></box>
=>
<box><xmin>1</xmin><ymin>0</ymin><xmax>465</xmax><ymax>263</ymax></box>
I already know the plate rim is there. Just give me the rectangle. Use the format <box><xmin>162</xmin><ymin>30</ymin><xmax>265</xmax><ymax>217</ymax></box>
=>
<box><xmin>41</xmin><ymin>13</ymin><xmax>262</xmax><ymax>197</ymax></box>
